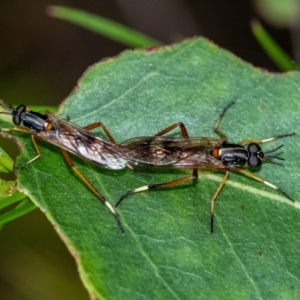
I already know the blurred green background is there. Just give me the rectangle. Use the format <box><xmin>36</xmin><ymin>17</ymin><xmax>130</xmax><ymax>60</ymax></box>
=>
<box><xmin>0</xmin><ymin>0</ymin><xmax>298</xmax><ymax>299</ymax></box>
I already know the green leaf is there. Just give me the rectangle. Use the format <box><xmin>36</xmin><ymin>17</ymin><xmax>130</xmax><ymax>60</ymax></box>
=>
<box><xmin>251</xmin><ymin>19</ymin><xmax>298</xmax><ymax>71</ymax></box>
<box><xmin>0</xmin><ymin>180</ymin><xmax>15</xmax><ymax>201</ymax></box>
<box><xmin>47</xmin><ymin>6</ymin><xmax>162</xmax><ymax>47</ymax></box>
<box><xmin>0</xmin><ymin>196</ymin><xmax>36</xmax><ymax>228</ymax></box>
<box><xmin>0</xmin><ymin>179</ymin><xmax>36</xmax><ymax>228</ymax></box>
<box><xmin>1</xmin><ymin>38</ymin><xmax>300</xmax><ymax>299</ymax></box>
<box><xmin>0</xmin><ymin>146</ymin><xmax>14</xmax><ymax>173</ymax></box>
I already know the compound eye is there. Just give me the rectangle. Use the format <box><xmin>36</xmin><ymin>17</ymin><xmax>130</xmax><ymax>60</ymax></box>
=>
<box><xmin>12</xmin><ymin>105</ymin><xmax>26</xmax><ymax>125</ymax></box>
<box><xmin>248</xmin><ymin>143</ymin><xmax>263</xmax><ymax>167</ymax></box>
<box><xmin>248</xmin><ymin>143</ymin><xmax>261</xmax><ymax>154</ymax></box>
<box><xmin>248</xmin><ymin>154</ymin><xmax>262</xmax><ymax>167</ymax></box>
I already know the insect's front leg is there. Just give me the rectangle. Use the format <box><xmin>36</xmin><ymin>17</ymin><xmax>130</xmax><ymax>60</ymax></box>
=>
<box><xmin>19</xmin><ymin>135</ymin><xmax>42</xmax><ymax>167</ymax></box>
<box><xmin>238</xmin><ymin>132</ymin><xmax>295</xmax><ymax>146</ymax></box>
<box><xmin>1</xmin><ymin>127</ymin><xmax>42</xmax><ymax>169</ymax></box>
<box><xmin>232</xmin><ymin>167</ymin><xmax>294</xmax><ymax>202</ymax></box>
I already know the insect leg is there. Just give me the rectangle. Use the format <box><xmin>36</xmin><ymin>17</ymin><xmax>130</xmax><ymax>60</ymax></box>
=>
<box><xmin>214</xmin><ymin>101</ymin><xmax>235</xmax><ymax>139</ymax></box>
<box><xmin>155</xmin><ymin>122</ymin><xmax>190</xmax><ymax>137</ymax></box>
<box><xmin>1</xmin><ymin>127</ymin><xmax>42</xmax><ymax>168</ymax></box>
<box><xmin>21</xmin><ymin>135</ymin><xmax>42</xmax><ymax>166</ymax></box>
<box><xmin>232</xmin><ymin>167</ymin><xmax>294</xmax><ymax>202</ymax></box>
<box><xmin>1</xmin><ymin>127</ymin><xmax>31</xmax><ymax>134</ymax></box>
<box><xmin>83</xmin><ymin>122</ymin><xmax>118</xmax><ymax>144</ymax></box>
<box><xmin>238</xmin><ymin>132</ymin><xmax>295</xmax><ymax>146</ymax></box>
<box><xmin>116</xmin><ymin>169</ymin><xmax>198</xmax><ymax>207</ymax></box>
<box><xmin>210</xmin><ymin>171</ymin><xmax>229</xmax><ymax>233</ymax></box>
<box><xmin>0</xmin><ymin>99</ymin><xmax>14</xmax><ymax>111</ymax></box>
<box><xmin>60</xmin><ymin>149</ymin><xmax>124</xmax><ymax>233</ymax></box>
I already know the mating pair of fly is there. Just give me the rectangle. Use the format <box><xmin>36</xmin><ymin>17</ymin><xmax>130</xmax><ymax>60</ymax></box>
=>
<box><xmin>0</xmin><ymin>100</ymin><xmax>295</xmax><ymax>233</ymax></box>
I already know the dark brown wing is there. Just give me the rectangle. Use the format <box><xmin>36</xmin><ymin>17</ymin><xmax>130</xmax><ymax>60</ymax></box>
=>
<box><xmin>121</xmin><ymin>136</ymin><xmax>226</xmax><ymax>168</ymax></box>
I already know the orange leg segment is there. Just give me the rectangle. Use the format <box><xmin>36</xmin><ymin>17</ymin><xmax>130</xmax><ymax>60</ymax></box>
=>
<box><xmin>83</xmin><ymin>122</ymin><xmax>118</xmax><ymax>144</ymax></box>
<box><xmin>60</xmin><ymin>149</ymin><xmax>124</xmax><ymax>233</ymax></box>
<box><xmin>116</xmin><ymin>169</ymin><xmax>199</xmax><ymax>207</ymax></box>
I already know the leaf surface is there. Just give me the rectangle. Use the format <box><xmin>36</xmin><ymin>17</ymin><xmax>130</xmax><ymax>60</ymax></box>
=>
<box><xmin>1</xmin><ymin>38</ymin><xmax>300</xmax><ymax>299</ymax></box>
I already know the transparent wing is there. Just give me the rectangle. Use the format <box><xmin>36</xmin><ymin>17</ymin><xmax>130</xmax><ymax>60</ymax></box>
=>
<box><xmin>35</xmin><ymin>113</ymin><xmax>127</xmax><ymax>170</ymax></box>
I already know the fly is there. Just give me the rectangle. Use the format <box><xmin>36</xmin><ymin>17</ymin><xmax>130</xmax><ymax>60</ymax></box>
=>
<box><xmin>0</xmin><ymin>100</ymin><xmax>129</xmax><ymax>233</ymax></box>
<box><xmin>116</xmin><ymin>102</ymin><xmax>295</xmax><ymax>232</ymax></box>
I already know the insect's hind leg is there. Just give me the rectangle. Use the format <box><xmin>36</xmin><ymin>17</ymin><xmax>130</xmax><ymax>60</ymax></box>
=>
<box><xmin>238</xmin><ymin>132</ymin><xmax>296</xmax><ymax>146</ymax></box>
<box><xmin>115</xmin><ymin>169</ymin><xmax>198</xmax><ymax>207</ymax></box>
<box><xmin>60</xmin><ymin>148</ymin><xmax>124</xmax><ymax>233</ymax></box>
<box><xmin>214</xmin><ymin>101</ymin><xmax>235</xmax><ymax>139</ymax></box>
